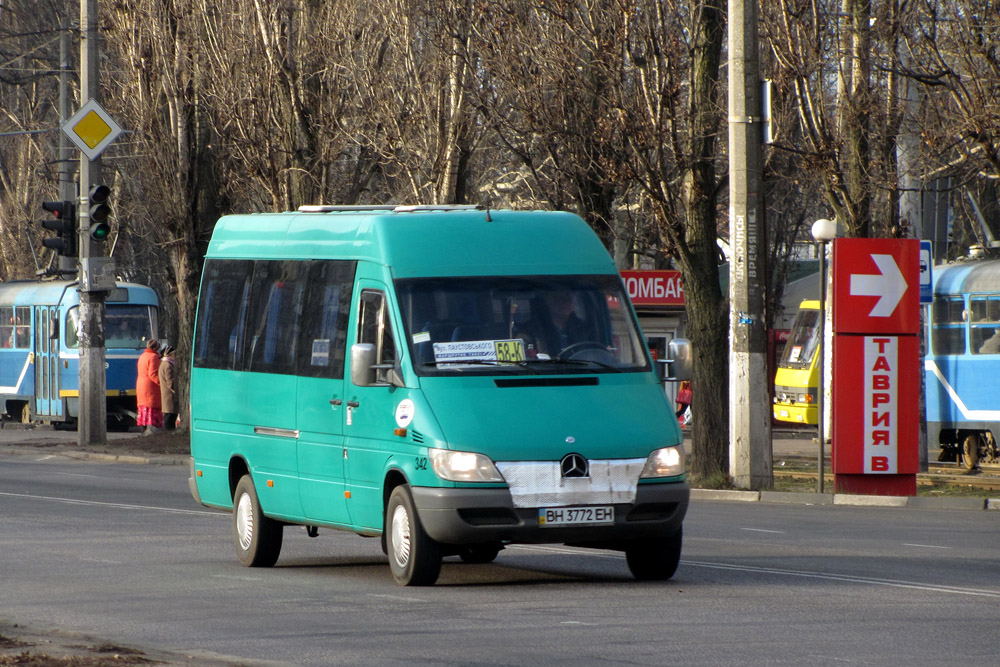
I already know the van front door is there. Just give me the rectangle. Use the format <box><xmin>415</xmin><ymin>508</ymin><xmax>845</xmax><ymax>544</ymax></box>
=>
<box><xmin>296</xmin><ymin>260</ymin><xmax>356</xmax><ymax>526</ymax></box>
<box><xmin>343</xmin><ymin>283</ymin><xmax>404</xmax><ymax>531</ymax></box>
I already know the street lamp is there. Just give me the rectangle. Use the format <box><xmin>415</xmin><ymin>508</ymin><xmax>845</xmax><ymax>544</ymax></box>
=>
<box><xmin>811</xmin><ymin>218</ymin><xmax>837</xmax><ymax>493</ymax></box>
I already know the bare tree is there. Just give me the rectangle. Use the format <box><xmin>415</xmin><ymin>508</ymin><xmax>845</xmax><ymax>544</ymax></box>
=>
<box><xmin>613</xmin><ymin>0</ymin><xmax>730</xmax><ymax>482</ymax></box>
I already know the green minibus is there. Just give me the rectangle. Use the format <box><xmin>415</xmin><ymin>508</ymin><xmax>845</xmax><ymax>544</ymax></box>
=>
<box><xmin>188</xmin><ymin>205</ymin><xmax>690</xmax><ymax>585</ymax></box>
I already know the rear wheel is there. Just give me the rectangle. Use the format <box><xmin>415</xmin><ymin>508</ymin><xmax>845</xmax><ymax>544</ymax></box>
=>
<box><xmin>962</xmin><ymin>434</ymin><xmax>980</xmax><ymax>471</ymax></box>
<box><xmin>233</xmin><ymin>475</ymin><xmax>283</xmax><ymax>567</ymax></box>
<box><xmin>625</xmin><ymin>526</ymin><xmax>682</xmax><ymax>581</ymax></box>
<box><xmin>386</xmin><ymin>485</ymin><xmax>441</xmax><ymax>586</ymax></box>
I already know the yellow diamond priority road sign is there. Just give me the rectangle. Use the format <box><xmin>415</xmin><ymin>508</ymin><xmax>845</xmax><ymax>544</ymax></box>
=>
<box><xmin>62</xmin><ymin>99</ymin><xmax>122</xmax><ymax>161</ymax></box>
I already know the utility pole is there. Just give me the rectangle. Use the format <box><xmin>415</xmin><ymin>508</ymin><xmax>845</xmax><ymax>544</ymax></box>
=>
<box><xmin>78</xmin><ymin>0</ymin><xmax>107</xmax><ymax>446</ymax></box>
<box><xmin>728</xmin><ymin>0</ymin><xmax>772</xmax><ymax>489</ymax></box>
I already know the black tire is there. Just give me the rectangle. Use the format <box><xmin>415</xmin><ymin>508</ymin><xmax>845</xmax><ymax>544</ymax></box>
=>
<box><xmin>233</xmin><ymin>475</ymin><xmax>283</xmax><ymax>567</ymax></box>
<box><xmin>459</xmin><ymin>543</ymin><xmax>502</xmax><ymax>564</ymax></box>
<box><xmin>962</xmin><ymin>434</ymin><xmax>980</xmax><ymax>471</ymax></box>
<box><xmin>625</xmin><ymin>526</ymin><xmax>682</xmax><ymax>581</ymax></box>
<box><xmin>386</xmin><ymin>485</ymin><xmax>441</xmax><ymax>586</ymax></box>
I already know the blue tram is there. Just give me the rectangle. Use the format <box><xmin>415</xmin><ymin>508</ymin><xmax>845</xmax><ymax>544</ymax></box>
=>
<box><xmin>0</xmin><ymin>280</ymin><xmax>159</xmax><ymax>427</ymax></box>
<box><xmin>925</xmin><ymin>259</ymin><xmax>1000</xmax><ymax>468</ymax></box>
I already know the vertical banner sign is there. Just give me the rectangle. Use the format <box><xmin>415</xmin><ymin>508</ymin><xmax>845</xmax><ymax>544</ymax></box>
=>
<box><xmin>831</xmin><ymin>238</ymin><xmax>921</xmax><ymax>495</ymax></box>
<box><xmin>864</xmin><ymin>336</ymin><xmax>898</xmax><ymax>473</ymax></box>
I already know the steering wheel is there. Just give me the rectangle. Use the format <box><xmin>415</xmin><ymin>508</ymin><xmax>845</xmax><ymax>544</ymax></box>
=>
<box><xmin>557</xmin><ymin>341</ymin><xmax>607</xmax><ymax>360</ymax></box>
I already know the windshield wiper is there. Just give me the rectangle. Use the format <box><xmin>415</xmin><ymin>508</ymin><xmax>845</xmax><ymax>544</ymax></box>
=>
<box><xmin>519</xmin><ymin>358</ymin><xmax>624</xmax><ymax>372</ymax></box>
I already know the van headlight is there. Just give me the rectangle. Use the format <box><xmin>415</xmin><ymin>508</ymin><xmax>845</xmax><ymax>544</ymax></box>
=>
<box><xmin>429</xmin><ymin>448</ymin><xmax>504</xmax><ymax>483</ymax></box>
<box><xmin>639</xmin><ymin>445</ymin><xmax>685</xmax><ymax>478</ymax></box>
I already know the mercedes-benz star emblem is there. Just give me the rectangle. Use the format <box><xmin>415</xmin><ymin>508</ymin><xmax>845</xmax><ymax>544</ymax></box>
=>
<box><xmin>560</xmin><ymin>453</ymin><xmax>589</xmax><ymax>478</ymax></box>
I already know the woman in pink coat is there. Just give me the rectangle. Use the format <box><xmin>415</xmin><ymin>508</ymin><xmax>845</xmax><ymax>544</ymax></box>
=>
<box><xmin>136</xmin><ymin>339</ymin><xmax>162</xmax><ymax>433</ymax></box>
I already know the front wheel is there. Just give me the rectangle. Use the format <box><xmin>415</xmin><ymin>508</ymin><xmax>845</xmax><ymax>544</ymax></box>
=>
<box><xmin>386</xmin><ymin>485</ymin><xmax>442</xmax><ymax>586</ymax></box>
<box><xmin>625</xmin><ymin>526</ymin><xmax>682</xmax><ymax>581</ymax></box>
<box><xmin>233</xmin><ymin>475</ymin><xmax>283</xmax><ymax>567</ymax></box>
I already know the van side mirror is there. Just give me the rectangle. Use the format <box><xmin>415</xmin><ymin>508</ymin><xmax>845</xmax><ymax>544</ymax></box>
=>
<box><xmin>665</xmin><ymin>338</ymin><xmax>692</xmax><ymax>381</ymax></box>
<box><xmin>351</xmin><ymin>343</ymin><xmax>405</xmax><ymax>388</ymax></box>
<box><xmin>351</xmin><ymin>343</ymin><xmax>377</xmax><ymax>386</ymax></box>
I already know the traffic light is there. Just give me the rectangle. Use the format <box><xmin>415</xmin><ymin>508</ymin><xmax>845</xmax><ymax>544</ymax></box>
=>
<box><xmin>88</xmin><ymin>185</ymin><xmax>111</xmax><ymax>241</ymax></box>
<box><xmin>41</xmin><ymin>200</ymin><xmax>77</xmax><ymax>257</ymax></box>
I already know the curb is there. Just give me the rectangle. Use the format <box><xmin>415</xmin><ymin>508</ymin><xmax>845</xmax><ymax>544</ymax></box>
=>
<box><xmin>2</xmin><ymin>447</ymin><xmax>185</xmax><ymax>466</ymax></box>
<box><xmin>691</xmin><ymin>487</ymin><xmax>999</xmax><ymax>510</ymax></box>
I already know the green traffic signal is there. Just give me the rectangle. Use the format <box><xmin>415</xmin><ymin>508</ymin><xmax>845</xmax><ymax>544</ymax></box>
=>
<box><xmin>89</xmin><ymin>221</ymin><xmax>111</xmax><ymax>241</ymax></box>
<box><xmin>88</xmin><ymin>185</ymin><xmax>112</xmax><ymax>242</ymax></box>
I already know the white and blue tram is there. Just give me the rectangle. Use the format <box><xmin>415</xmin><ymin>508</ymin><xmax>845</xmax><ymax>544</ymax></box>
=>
<box><xmin>0</xmin><ymin>280</ymin><xmax>159</xmax><ymax>427</ymax></box>
<box><xmin>925</xmin><ymin>259</ymin><xmax>1000</xmax><ymax>468</ymax></box>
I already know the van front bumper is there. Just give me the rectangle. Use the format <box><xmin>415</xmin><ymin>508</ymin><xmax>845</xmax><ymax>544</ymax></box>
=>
<box><xmin>410</xmin><ymin>482</ymin><xmax>689</xmax><ymax>546</ymax></box>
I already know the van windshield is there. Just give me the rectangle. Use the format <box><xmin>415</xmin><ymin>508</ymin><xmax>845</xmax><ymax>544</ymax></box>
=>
<box><xmin>396</xmin><ymin>275</ymin><xmax>650</xmax><ymax>375</ymax></box>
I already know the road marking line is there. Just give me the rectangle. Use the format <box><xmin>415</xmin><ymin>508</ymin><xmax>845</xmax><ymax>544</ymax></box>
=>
<box><xmin>367</xmin><ymin>593</ymin><xmax>425</xmax><ymax>603</ymax></box>
<box><xmin>741</xmin><ymin>528</ymin><xmax>786</xmax><ymax>534</ymax></box>
<box><xmin>0</xmin><ymin>490</ymin><xmax>221</xmax><ymax>517</ymax></box>
<box><xmin>683</xmin><ymin>560</ymin><xmax>1000</xmax><ymax>598</ymax></box>
<box><xmin>902</xmin><ymin>543</ymin><xmax>951</xmax><ymax>549</ymax></box>
<box><xmin>512</xmin><ymin>545</ymin><xmax>1000</xmax><ymax>598</ymax></box>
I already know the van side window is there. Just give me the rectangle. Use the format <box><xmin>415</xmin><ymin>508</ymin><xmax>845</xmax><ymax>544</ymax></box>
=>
<box><xmin>194</xmin><ymin>259</ymin><xmax>253</xmax><ymax>370</ymax></box>
<box><xmin>244</xmin><ymin>261</ymin><xmax>307</xmax><ymax>375</ymax></box>
<box><xmin>358</xmin><ymin>290</ymin><xmax>396</xmax><ymax>365</ymax></box>
<box><xmin>297</xmin><ymin>260</ymin><xmax>356</xmax><ymax>378</ymax></box>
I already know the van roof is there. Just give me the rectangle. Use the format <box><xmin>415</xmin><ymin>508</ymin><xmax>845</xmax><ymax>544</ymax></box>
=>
<box><xmin>206</xmin><ymin>207</ymin><xmax>616</xmax><ymax>278</ymax></box>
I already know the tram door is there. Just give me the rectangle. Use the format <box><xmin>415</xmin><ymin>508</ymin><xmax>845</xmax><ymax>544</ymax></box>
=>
<box><xmin>33</xmin><ymin>306</ymin><xmax>61</xmax><ymax>418</ymax></box>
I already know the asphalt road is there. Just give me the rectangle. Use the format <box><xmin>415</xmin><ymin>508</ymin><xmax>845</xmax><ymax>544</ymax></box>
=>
<box><xmin>2</xmin><ymin>452</ymin><xmax>999</xmax><ymax>666</ymax></box>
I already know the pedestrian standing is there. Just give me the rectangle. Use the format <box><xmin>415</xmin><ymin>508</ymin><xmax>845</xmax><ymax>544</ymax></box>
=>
<box><xmin>158</xmin><ymin>346</ymin><xmax>179</xmax><ymax>430</ymax></box>
<box><xmin>137</xmin><ymin>339</ymin><xmax>162</xmax><ymax>434</ymax></box>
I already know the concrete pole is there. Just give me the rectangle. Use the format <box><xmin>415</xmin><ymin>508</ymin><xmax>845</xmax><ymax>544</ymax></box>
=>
<box><xmin>78</xmin><ymin>0</ymin><xmax>107</xmax><ymax>446</ymax></box>
<box><xmin>728</xmin><ymin>0</ymin><xmax>772</xmax><ymax>489</ymax></box>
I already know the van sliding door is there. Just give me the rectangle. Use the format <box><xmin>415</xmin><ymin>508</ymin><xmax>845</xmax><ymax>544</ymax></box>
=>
<box><xmin>297</xmin><ymin>260</ymin><xmax>356</xmax><ymax>525</ymax></box>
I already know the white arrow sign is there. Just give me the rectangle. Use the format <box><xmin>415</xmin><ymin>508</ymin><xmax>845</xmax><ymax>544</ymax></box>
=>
<box><xmin>850</xmin><ymin>254</ymin><xmax>907</xmax><ymax>317</ymax></box>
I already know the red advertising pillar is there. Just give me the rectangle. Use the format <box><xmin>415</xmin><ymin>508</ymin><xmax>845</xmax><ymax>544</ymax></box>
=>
<box><xmin>831</xmin><ymin>239</ymin><xmax>921</xmax><ymax>495</ymax></box>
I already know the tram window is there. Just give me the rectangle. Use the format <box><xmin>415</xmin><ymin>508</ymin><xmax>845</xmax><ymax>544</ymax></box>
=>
<box><xmin>932</xmin><ymin>325</ymin><xmax>965</xmax><ymax>356</ymax></box>
<box><xmin>13</xmin><ymin>307</ymin><xmax>30</xmax><ymax>348</ymax></box>
<box><xmin>106</xmin><ymin>306</ymin><xmax>157</xmax><ymax>349</ymax></box>
<box><xmin>970</xmin><ymin>296</ymin><xmax>1000</xmax><ymax>323</ymax></box>
<box><xmin>972</xmin><ymin>324</ymin><xmax>1000</xmax><ymax>354</ymax></box>
<box><xmin>932</xmin><ymin>296</ymin><xmax>966</xmax><ymax>324</ymax></box>
<box><xmin>0</xmin><ymin>306</ymin><xmax>12</xmax><ymax>348</ymax></box>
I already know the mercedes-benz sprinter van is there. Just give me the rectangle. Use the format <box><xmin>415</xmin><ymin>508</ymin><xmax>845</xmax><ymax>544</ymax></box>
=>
<box><xmin>188</xmin><ymin>205</ymin><xmax>689</xmax><ymax>585</ymax></box>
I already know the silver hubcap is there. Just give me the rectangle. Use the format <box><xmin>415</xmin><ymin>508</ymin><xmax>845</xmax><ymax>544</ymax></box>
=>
<box><xmin>236</xmin><ymin>493</ymin><xmax>254</xmax><ymax>551</ymax></box>
<box><xmin>391</xmin><ymin>504</ymin><xmax>411</xmax><ymax>568</ymax></box>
